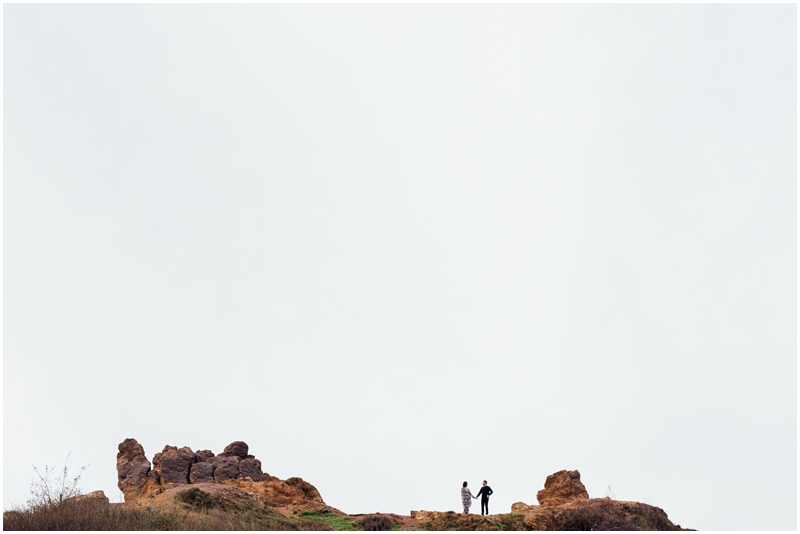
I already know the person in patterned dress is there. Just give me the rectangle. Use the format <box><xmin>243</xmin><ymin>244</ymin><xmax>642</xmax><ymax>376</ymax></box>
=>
<box><xmin>461</xmin><ymin>481</ymin><xmax>477</xmax><ymax>514</ymax></box>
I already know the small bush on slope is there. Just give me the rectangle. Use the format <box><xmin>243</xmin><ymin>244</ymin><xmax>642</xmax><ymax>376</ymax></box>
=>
<box><xmin>26</xmin><ymin>454</ymin><xmax>87</xmax><ymax>511</ymax></box>
<box><xmin>176</xmin><ymin>488</ymin><xmax>215</xmax><ymax>511</ymax></box>
<box><xmin>358</xmin><ymin>514</ymin><xmax>400</xmax><ymax>531</ymax></box>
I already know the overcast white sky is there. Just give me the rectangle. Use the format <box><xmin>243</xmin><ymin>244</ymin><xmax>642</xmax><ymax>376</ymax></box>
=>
<box><xmin>3</xmin><ymin>4</ymin><xmax>796</xmax><ymax>531</ymax></box>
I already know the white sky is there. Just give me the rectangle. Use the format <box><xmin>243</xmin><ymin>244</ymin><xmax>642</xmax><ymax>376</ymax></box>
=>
<box><xmin>3</xmin><ymin>4</ymin><xmax>796</xmax><ymax>531</ymax></box>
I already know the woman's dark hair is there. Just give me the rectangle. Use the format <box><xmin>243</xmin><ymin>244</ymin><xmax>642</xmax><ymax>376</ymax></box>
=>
<box><xmin>462</xmin><ymin>481</ymin><xmax>468</xmax><ymax>487</ymax></box>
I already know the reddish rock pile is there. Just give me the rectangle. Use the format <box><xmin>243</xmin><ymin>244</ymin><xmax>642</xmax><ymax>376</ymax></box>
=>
<box><xmin>117</xmin><ymin>438</ymin><xmax>160</xmax><ymax>500</ymax></box>
<box><xmin>507</xmin><ymin>469</ymin><xmax>686</xmax><ymax>531</ymax></box>
<box><xmin>536</xmin><ymin>469</ymin><xmax>589</xmax><ymax>507</ymax></box>
<box><xmin>116</xmin><ymin>438</ymin><xmax>322</xmax><ymax>509</ymax></box>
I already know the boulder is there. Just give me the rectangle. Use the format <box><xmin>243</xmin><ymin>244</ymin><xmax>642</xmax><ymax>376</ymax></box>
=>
<box><xmin>71</xmin><ymin>490</ymin><xmax>110</xmax><ymax>504</ymax></box>
<box><xmin>239</xmin><ymin>458</ymin><xmax>266</xmax><ymax>482</ymax></box>
<box><xmin>507</xmin><ymin>497</ymin><xmax>684</xmax><ymax>530</ymax></box>
<box><xmin>210</xmin><ymin>455</ymin><xmax>240</xmax><ymax>482</ymax></box>
<box><xmin>190</xmin><ymin>462</ymin><xmax>215</xmax><ymax>484</ymax></box>
<box><xmin>511</xmin><ymin>502</ymin><xmax>537</xmax><ymax>513</ymax></box>
<box><xmin>116</xmin><ymin>438</ymin><xmax>152</xmax><ymax>500</ymax></box>
<box><xmin>159</xmin><ymin>447</ymin><xmax>196</xmax><ymax>485</ymax></box>
<box><xmin>195</xmin><ymin>450</ymin><xmax>215</xmax><ymax>462</ymax></box>
<box><xmin>285</xmin><ymin>477</ymin><xmax>323</xmax><ymax>501</ymax></box>
<box><xmin>536</xmin><ymin>470</ymin><xmax>589</xmax><ymax>507</ymax></box>
<box><xmin>222</xmin><ymin>441</ymin><xmax>249</xmax><ymax>458</ymax></box>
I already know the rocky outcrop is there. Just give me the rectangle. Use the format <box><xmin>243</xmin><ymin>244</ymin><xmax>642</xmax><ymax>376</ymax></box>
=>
<box><xmin>285</xmin><ymin>477</ymin><xmax>323</xmax><ymax>501</ymax></box>
<box><xmin>222</xmin><ymin>441</ymin><xmax>249</xmax><ymax>458</ymax></box>
<box><xmin>116</xmin><ymin>438</ymin><xmax>157</xmax><ymax>500</ymax></box>
<box><xmin>189</xmin><ymin>461</ymin><xmax>215</xmax><ymax>484</ymax></box>
<box><xmin>209</xmin><ymin>456</ymin><xmax>240</xmax><ymax>482</ymax></box>
<box><xmin>505</xmin><ymin>470</ymin><xmax>686</xmax><ymax>531</ymax></box>
<box><xmin>410</xmin><ymin>472</ymin><xmax>687</xmax><ymax>531</ymax></box>
<box><xmin>536</xmin><ymin>469</ymin><xmax>589</xmax><ymax>507</ymax></box>
<box><xmin>239</xmin><ymin>458</ymin><xmax>267</xmax><ymax>482</ymax></box>
<box><xmin>510</xmin><ymin>501</ymin><xmax>537</xmax><ymax>513</ymax></box>
<box><xmin>229</xmin><ymin>476</ymin><xmax>325</xmax><ymax>508</ymax></box>
<box><xmin>509</xmin><ymin>497</ymin><xmax>684</xmax><ymax>531</ymax></box>
<box><xmin>195</xmin><ymin>450</ymin><xmax>215</xmax><ymax>463</ymax></box>
<box><xmin>115</xmin><ymin>438</ymin><xmax>324</xmax><ymax>509</ymax></box>
<box><xmin>160</xmin><ymin>446</ymin><xmax>196</xmax><ymax>484</ymax></box>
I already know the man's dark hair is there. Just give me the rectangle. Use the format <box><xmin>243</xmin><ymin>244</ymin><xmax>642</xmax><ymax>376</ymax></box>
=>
<box><xmin>462</xmin><ymin>481</ymin><xmax>468</xmax><ymax>487</ymax></box>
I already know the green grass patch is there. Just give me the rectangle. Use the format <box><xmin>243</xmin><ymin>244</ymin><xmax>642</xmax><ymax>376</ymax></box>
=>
<box><xmin>292</xmin><ymin>509</ymin><xmax>358</xmax><ymax>531</ymax></box>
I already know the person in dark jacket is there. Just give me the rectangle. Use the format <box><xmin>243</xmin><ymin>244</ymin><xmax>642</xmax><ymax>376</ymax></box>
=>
<box><xmin>476</xmin><ymin>480</ymin><xmax>493</xmax><ymax>516</ymax></box>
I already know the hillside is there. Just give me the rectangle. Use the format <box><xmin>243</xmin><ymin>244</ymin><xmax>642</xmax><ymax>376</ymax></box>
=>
<box><xmin>3</xmin><ymin>438</ymin><xmax>692</xmax><ymax>531</ymax></box>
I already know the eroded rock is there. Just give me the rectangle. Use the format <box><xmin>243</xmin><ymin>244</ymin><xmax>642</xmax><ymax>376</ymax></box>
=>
<box><xmin>116</xmin><ymin>438</ymin><xmax>152</xmax><ymax>500</ymax></box>
<box><xmin>239</xmin><ymin>457</ymin><xmax>266</xmax><ymax>482</ymax></box>
<box><xmin>115</xmin><ymin>438</ymin><xmax>326</xmax><ymax>511</ymax></box>
<box><xmin>160</xmin><ymin>446</ymin><xmax>196</xmax><ymax>485</ymax></box>
<box><xmin>222</xmin><ymin>441</ymin><xmax>249</xmax><ymax>458</ymax></box>
<box><xmin>511</xmin><ymin>501</ymin><xmax>538</xmax><ymax>513</ymax></box>
<box><xmin>536</xmin><ymin>469</ymin><xmax>589</xmax><ymax>507</ymax></box>
<box><xmin>190</xmin><ymin>462</ymin><xmax>215</xmax><ymax>484</ymax></box>
<box><xmin>196</xmin><ymin>450</ymin><xmax>215</xmax><ymax>462</ymax></box>
<box><xmin>210</xmin><ymin>455</ymin><xmax>240</xmax><ymax>482</ymax></box>
<box><xmin>285</xmin><ymin>477</ymin><xmax>323</xmax><ymax>501</ymax></box>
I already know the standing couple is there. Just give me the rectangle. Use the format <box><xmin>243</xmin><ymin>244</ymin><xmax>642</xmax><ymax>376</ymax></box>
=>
<box><xmin>461</xmin><ymin>480</ymin><xmax>493</xmax><ymax>515</ymax></box>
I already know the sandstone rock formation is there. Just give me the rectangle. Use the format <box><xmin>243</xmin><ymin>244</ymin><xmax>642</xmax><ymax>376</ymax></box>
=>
<box><xmin>209</xmin><ymin>455</ymin><xmax>240</xmax><ymax>482</ymax></box>
<box><xmin>536</xmin><ymin>469</ymin><xmax>589</xmax><ymax>507</ymax></box>
<box><xmin>189</xmin><ymin>461</ymin><xmax>215</xmax><ymax>484</ymax></box>
<box><xmin>509</xmin><ymin>497</ymin><xmax>683</xmax><ymax>531</ymax></box>
<box><xmin>116</xmin><ymin>438</ymin><xmax>157</xmax><ymax>500</ymax></box>
<box><xmin>116</xmin><ymin>438</ymin><xmax>322</xmax><ymax>510</ymax></box>
<box><xmin>285</xmin><ymin>477</ymin><xmax>323</xmax><ymax>501</ymax></box>
<box><xmin>504</xmin><ymin>469</ymin><xmax>686</xmax><ymax>531</ymax></box>
<box><xmin>239</xmin><ymin>458</ymin><xmax>267</xmax><ymax>482</ymax></box>
<box><xmin>160</xmin><ymin>446</ymin><xmax>196</xmax><ymax>484</ymax></box>
<box><xmin>229</xmin><ymin>476</ymin><xmax>325</xmax><ymax>509</ymax></box>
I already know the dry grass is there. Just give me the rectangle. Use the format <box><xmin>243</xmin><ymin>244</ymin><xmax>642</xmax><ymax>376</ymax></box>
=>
<box><xmin>2</xmin><ymin>495</ymin><xmax>330</xmax><ymax>531</ymax></box>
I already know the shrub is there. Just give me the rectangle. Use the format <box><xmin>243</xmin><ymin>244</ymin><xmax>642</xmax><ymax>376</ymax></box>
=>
<box><xmin>556</xmin><ymin>500</ymin><xmax>679</xmax><ymax>531</ymax></box>
<box><xmin>176</xmin><ymin>488</ymin><xmax>215</xmax><ymax>510</ymax></box>
<box><xmin>26</xmin><ymin>454</ymin><xmax>87</xmax><ymax>511</ymax></box>
<box><xmin>358</xmin><ymin>514</ymin><xmax>399</xmax><ymax>531</ymax></box>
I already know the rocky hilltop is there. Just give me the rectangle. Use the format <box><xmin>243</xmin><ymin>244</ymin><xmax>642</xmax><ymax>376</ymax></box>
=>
<box><xmin>71</xmin><ymin>438</ymin><xmax>690</xmax><ymax>531</ymax></box>
<box><xmin>116</xmin><ymin>438</ymin><xmax>327</xmax><ymax>513</ymax></box>
<box><xmin>409</xmin><ymin>469</ymin><xmax>686</xmax><ymax>531</ymax></box>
